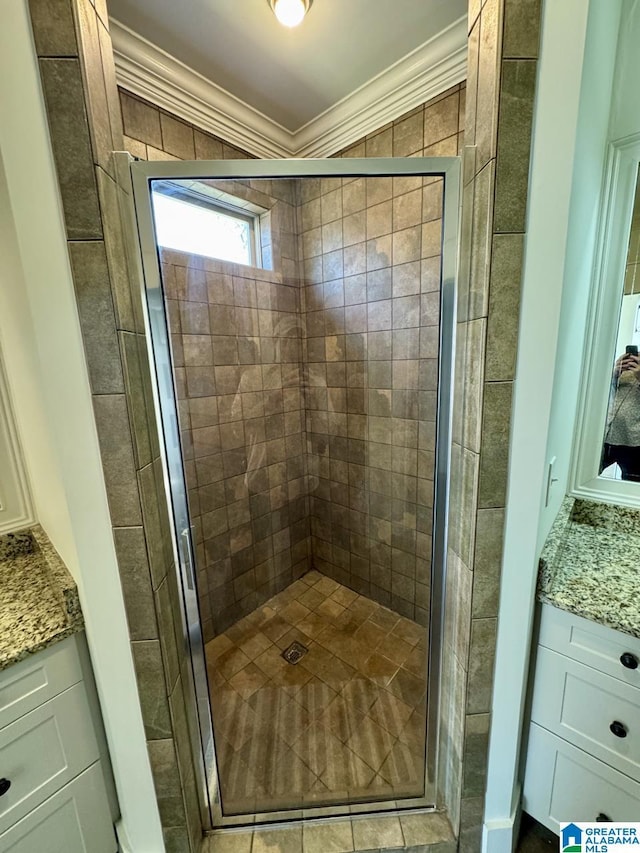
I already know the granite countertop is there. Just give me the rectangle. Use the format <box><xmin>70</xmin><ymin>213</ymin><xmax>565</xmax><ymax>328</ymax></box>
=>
<box><xmin>538</xmin><ymin>496</ymin><xmax>640</xmax><ymax>639</ymax></box>
<box><xmin>0</xmin><ymin>526</ymin><xmax>83</xmax><ymax>670</ymax></box>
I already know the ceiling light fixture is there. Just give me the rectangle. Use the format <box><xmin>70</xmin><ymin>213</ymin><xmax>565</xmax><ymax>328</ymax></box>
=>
<box><xmin>268</xmin><ymin>0</ymin><xmax>313</xmax><ymax>28</ymax></box>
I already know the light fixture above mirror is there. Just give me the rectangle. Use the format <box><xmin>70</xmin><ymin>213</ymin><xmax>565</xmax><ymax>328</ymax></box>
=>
<box><xmin>268</xmin><ymin>0</ymin><xmax>313</xmax><ymax>28</ymax></box>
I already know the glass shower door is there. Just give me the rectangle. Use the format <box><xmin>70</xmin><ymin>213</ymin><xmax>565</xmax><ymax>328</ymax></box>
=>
<box><xmin>129</xmin><ymin>157</ymin><xmax>459</xmax><ymax>828</ymax></box>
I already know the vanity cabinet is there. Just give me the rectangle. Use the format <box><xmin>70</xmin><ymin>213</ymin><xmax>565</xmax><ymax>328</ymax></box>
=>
<box><xmin>0</xmin><ymin>635</ymin><xmax>116</xmax><ymax>852</ymax></box>
<box><xmin>523</xmin><ymin>604</ymin><xmax>640</xmax><ymax>831</ymax></box>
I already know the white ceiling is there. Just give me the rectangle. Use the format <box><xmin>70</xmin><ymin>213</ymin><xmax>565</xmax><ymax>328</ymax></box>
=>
<box><xmin>107</xmin><ymin>0</ymin><xmax>467</xmax><ymax>131</ymax></box>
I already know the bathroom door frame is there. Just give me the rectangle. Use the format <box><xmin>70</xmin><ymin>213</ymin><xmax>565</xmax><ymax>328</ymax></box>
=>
<box><xmin>128</xmin><ymin>156</ymin><xmax>461</xmax><ymax>830</ymax></box>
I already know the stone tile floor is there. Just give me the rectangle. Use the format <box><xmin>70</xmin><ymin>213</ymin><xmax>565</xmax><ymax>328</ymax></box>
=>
<box><xmin>203</xmin><ymin>811</ymin><xmax>454</xmax><ymax>853</ymax></box>
<box><xmin>202</xmin><ymin>811</ymin><xmax>551</xmax><ymax>853</ymax></box>
<box><xmin>205</xmin><ymin>570</ymin><xmax>428</xmax><ymax>816</ymax></box>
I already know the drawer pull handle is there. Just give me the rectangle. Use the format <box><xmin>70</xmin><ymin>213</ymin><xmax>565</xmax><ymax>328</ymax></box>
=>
<box><xmin>0</xmin><ymin>779</ymin><xmax>11</xmax><ymax>797</ymax></box>
<box><xmin>620</xmin><ymin>652</ymin><xmax>639</xmax><ymax>670</ymax></box>
<box><xmin>596</xmin><ymin>814</ymin><xmax>611</xmax><ymax>823</ymax></box>
<box><xmin>610</xmin><ymin>720</ymin><xmax>628</xmax><ymax>738</ymax></box>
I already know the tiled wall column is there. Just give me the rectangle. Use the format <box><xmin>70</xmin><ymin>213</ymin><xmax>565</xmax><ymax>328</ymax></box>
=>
<box><xmin>28</xmin><ymin>2</ymin><xmax>202</xmax><ymax>850</ymax></box>
<box><xmin>442</xmin><ymin>0</ymin><xmax>542</xmax><ymax>849</ymax></box>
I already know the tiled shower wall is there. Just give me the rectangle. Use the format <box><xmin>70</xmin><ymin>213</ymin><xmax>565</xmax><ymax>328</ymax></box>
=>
<box><xmin>439</xmin><ymin>0</ymin><xmax>542</xmax><ymax>847</ymax></box>
<box><xmin>160</xmin><ymin>181</ymin><xmax>311</xmax><ymax>638</ymax></box>
<box><xmin>120</xmin><ymin>86</ymin><xmax>464</xmax><ymax>626</ymax></box>
<box><xmin>314</xmin><ymin>90</ymin><xmax>464</xmax><ymax>624</ymax></box>
<box><xmin>162</xmin><ymin>169</ymin><xmax>445</xmax><ymax>632</ymax></box>
<box><xmin>299</xmin><ymin>175</ymin><xmax>442</xmax><ymax>624</ymax></box>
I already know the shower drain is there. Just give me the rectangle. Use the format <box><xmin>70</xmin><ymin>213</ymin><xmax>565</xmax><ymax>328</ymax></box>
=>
<box><xmin>282</xmin><ymin>641</ymin><xmax>308</xmax><ymax>665</ymax></box>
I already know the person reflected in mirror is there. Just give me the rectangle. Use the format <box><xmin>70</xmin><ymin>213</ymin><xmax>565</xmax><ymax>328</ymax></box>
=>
<box><xmin>602</xmin><ymin>346</ymin><xmax>640</xmax><ymax>480</ymax></box>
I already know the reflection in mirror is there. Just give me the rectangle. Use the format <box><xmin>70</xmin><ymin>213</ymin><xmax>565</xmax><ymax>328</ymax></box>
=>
<box><xmin>601</xmin><ymin>165</ymin><xmax>640</xmax><ymax>481</ymax></box>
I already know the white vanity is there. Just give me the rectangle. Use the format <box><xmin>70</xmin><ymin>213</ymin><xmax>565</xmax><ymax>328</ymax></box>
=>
<box><xmin>0</xmin><ymin>636</ymin><xmax>117</xmax><ymax>852</ymax></box>
<box><xmin>524</xmin><ymin>604</ymin><xmax>640</xmax><ymax>831</ymax></box>
<box><xmin>0</xmin><ymin>529</ymin><xmax>117</xmax><ymax>853</ymax></box>
<box><xmin>523</xmin><ymin>497</ymin><xmax>640</xmax><ymax>832</ymax></box>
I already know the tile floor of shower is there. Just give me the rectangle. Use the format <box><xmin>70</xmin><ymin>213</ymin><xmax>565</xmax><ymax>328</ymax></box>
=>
<box><xmin>205</xmin><ymin>570</ymin><xmax>428</xmax><ymax>816</ymax></box>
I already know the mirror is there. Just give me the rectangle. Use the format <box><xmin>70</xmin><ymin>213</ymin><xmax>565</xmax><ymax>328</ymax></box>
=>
<box><xmin>600</xmin><ymin>167</ymin><xmax>640</xmax><ymax>482</ymax></box>
<box><xmin>572</xmin><ymin>136</ymin><xmax>640</xmax><ymax>505</ymax></box>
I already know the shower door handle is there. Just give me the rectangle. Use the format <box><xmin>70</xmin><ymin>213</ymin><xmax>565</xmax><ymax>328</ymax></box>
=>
<box><xmin>180</xmin><ymin>526</ymin><xmax>196</xmax><ymax>591</ymax></box>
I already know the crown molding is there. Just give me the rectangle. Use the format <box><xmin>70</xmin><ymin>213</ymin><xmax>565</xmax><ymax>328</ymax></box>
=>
<box><xmin>110</xmin><ymin>16</ymin><xmax>467</xmax><ymax>159</ymax></box>
<box><xmin>292</xmin><ymin>18</ymin><xmax>467</xmax><ymax>157</ymax></box>
<box><xmin>111</xmin><ymin>21</ymin><xmax>293</xmax><ymax>158</ymax></box>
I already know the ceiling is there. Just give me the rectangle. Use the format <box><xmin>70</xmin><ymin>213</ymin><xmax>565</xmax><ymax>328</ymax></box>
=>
<box><xmin>107</xmin><ymin>0</ymin><xmax>467</xmax><ymax>132</ymax></box>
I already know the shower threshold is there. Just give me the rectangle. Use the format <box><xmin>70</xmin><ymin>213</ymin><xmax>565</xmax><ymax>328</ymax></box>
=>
<box><xmin>205</xmin><ymin>571</ymin><xmax>428</xmax><ymax>817</ymax></box>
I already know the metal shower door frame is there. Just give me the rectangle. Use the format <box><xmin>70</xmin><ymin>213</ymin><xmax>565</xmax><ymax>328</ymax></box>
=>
<box><xmin>129</xmin><ymin>156</ymin><xmax>461</xmax><ymax>830</ymax></box>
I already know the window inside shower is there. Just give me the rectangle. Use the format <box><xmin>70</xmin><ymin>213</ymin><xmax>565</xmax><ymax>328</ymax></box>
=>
<box><xmin>152</xmin><ymin>180</ymin><xmax>263</xmax><ymax>267</ymax></box>
<box><xmin>132</xmin><ymin>159</ymin><xmax>457</xmax><ymax>828</ymax></box>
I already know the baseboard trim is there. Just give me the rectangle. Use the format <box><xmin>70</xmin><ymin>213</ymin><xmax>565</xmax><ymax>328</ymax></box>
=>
<box><xmin>482</xmin><ymin>790</ymin><xmax>522</xmax><ymax>853</ymax></box>
<box><xmin>483</xmin><ymin>820</ymin><xmax>516</xmax><ymax>853</ymax></box>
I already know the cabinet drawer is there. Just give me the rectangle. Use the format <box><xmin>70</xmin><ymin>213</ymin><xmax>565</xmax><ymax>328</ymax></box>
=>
<box><xmin>539</xmin><ymin>605</ymin><xmax>640</xmax><ymax>688</ymax></box>
<box><xmin>0</xmin><ymin>761</ymin><xmax>115</xmax><ymax>853</ymax></box>
<box><xmin>0</xmin><ymin>683</ymin><xmax>99</xmax><ymax>835</ymax></box>
<box><xmin>523</xmin><ymin>723</ymin><xmax>640</xmax><ymax>834</ymax></box>
<box><xmin>531</xmin><ymin>646</ymin><xmax>640</xmax><ymax>781</ymax></box>
<box><xmin>0</xmin><ymin>638</ymin><xmax>82</xmax><ymax>731</ymax></box>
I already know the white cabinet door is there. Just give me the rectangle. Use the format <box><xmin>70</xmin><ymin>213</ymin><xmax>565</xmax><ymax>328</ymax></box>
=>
<box><xmin>0</xmin><ymin>762</ymin><xmax>116</xmax><ymax>853</ymax></box>
<box><xmin>0</xmin><ymin>684</ymin><xmax>99</xmax><ymax>834</ymax></box>
<box><xmin>539</xmin><ymin>604</ymin><xmax>640</xmax><ymax>689</ymax></box>
<box><xmin>531</xmin><ymin>646</ymin><xmax>640</xmax><ymax>781</ymax></box>
<box><xmin>524</xmin><ymin>724</ymin><xmax>640</xmax><ymax>834</ymax></box>
<box><xmin>0</xmin><ymin>637</ymin><xmax>82</xmax><ymax>731</ymax></box>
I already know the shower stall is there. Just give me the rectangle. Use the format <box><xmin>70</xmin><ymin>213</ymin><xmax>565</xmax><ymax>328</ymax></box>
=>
<box><xmin>128</xmin><ymin>156</ymin><xmax>459</xmax><ymax>829</ymax></box>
